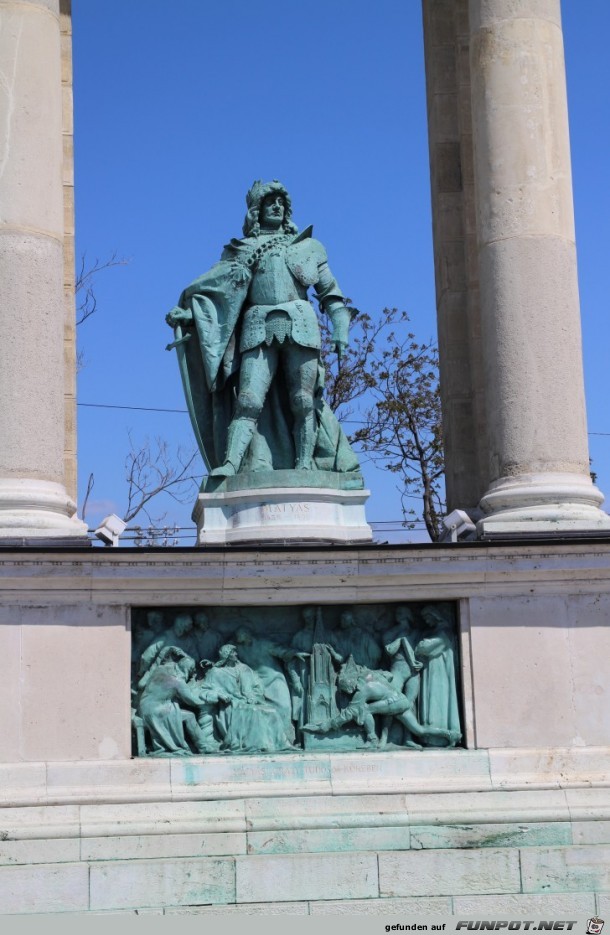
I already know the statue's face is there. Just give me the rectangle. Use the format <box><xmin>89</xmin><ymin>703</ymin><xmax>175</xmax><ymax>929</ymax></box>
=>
<box><xmin>340</xmin><ymin>612</ymin><xmax>354</xmax><ymax>629</ymax></box>
<box><xmin>260</xmin><ymin>193</ymin><xmax>285</xmax><ymax>230</ymax></box>
<box><xmin>194</xmin><ymin>613</ymin><xmax>208</xmax><ymax>630</ymax></box>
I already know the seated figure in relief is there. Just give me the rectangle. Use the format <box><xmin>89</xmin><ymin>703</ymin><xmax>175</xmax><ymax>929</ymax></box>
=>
<box><xmin>136</xmin><ymin>647</ymin><xmax>227</xmax><ymax>757</ymax></box>
<box><xmin>233</xmin><ymin>625</ymin><xmax>308</xmax><ymax>745</ymax></box>
<box><xmin>201</xmin><ymin>643</ymin><xmax>293</xmax><ymax>754</ymax></box>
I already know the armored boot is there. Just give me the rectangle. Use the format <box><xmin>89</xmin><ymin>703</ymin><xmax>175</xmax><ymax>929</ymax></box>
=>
<box><xmin>210</xmin><ymin>417</ymin><xmax>256</xmax><ymax>477</ymax></box>
<box><xmin>293</xmin><ymin>410</ymin><xmax>316</xmax><ymax>471</ymax></box>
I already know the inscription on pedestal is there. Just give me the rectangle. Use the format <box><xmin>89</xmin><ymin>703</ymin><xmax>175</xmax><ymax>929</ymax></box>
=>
<box><xmin>261</xmin><ymin>503</ymin><xmax>312</xmax><ymax>520</ymax></box>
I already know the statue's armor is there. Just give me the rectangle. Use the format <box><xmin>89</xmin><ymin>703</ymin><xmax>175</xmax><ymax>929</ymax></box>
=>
<box><xmin>235</xmin><ymin>235</ymin><xmax>344</xmax><ymax>353</ymax></box>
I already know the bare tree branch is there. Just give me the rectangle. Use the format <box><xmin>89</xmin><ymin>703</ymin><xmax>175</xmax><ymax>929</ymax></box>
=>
<box><xmin>320</xmin><ymin>307</ymin><xmax>446</xmax><ymax>541</ymax></box>
<box><xmin>122</xmin><ymin>433</ymin><xmax>201</xmax><ymax>525</ymax></box>
<box><xmin>75</xmin><ymin>251</ymin><xmax>130</xmax><ymax>326</ymax></box>
<box><xmin>81</xmin><ymin>472</ymin><xmax>95</xmax><ymax>524</ymax></box>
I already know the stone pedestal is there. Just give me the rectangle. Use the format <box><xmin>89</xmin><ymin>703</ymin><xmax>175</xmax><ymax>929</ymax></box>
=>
<box><xmin>0</xmin><ymin>0</ymin><xmax>86</xmax><ymax>540</ymax></box>
<box><xmin>193</xmin><ymin>485</ymin><xmax>372</xmax><ymax>545</ymax></box>
<box><xmin>0</xmin><ymin>543</ymin><xmax>609</xmax><ymax>913</ymax></box>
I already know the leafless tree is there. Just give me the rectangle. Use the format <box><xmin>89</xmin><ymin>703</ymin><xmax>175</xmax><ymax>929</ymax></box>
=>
<box><xmin>321</xmin><ymin>307</ymin><xmax>445</xmax><ymax>541</ymax></box>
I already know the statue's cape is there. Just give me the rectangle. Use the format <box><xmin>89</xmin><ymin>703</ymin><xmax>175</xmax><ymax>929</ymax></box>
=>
<box><xmin>180</xmin><ymin>257</ymin><xmax>250</xmax><ymax>391</ymax></box>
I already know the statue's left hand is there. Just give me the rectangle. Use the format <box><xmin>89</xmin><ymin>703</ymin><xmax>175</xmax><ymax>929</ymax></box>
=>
<box><xmin>166</xmin><ymin>306</ymin><xmax>193</xmax><ymax>327</ymax></box>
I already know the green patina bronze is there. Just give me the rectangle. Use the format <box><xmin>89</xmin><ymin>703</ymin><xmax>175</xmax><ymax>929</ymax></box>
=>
<box><xmin>166</xmin><ymin>180</ymin><xmax>362</xmax><ymax>489</ymax></box>
<box><xmin>131</xmin><ymin>602</ymin><xmax>462</xmax><ymax>757</ymax></box>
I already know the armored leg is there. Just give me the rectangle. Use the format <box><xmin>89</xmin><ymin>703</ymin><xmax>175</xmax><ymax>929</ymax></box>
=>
<box><xmin>211</xmin><ymin>346</ymin><xmax>277</xmax><ymax>476</ymax></box>
<box><xmin>283</xmin><ymin>346</ymin><xmax>319</xmax><ymax>470</ymax></box>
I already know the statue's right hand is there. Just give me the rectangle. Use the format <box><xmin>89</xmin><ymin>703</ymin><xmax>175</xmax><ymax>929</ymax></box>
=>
<box><xmin>165</xmin><ymin>306</ymin><xmax>193</xmax><ymax>327</ymax></box>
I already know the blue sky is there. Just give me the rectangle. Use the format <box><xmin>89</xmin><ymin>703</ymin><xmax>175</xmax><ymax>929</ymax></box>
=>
<box><xmin>72</xmin><ymin>2</ymin><xmax>610</xmax><ymax>544</ymax></box>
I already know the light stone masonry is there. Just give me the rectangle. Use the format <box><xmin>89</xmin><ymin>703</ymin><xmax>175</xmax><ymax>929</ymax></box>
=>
<box><xmin>0</xmin><ymin>545</ymin><xmax>608</xmax><ymax>911</ymax></box>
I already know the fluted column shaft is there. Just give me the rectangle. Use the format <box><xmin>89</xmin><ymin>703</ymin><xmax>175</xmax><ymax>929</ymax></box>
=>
<box><xmin>0</xmin><ymin>0</ymin><xmax>86</xmax><ymax>538</ymax></box>
<box><xmin>468</xmin><ymin>0</ymin><xmax>609</xmax><ymax>534</ymax></box>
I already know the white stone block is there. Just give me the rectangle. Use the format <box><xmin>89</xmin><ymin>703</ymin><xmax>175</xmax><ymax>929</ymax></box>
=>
<box><xmin>309</xmin><ymin>896</ymin><xmax>453</xmax><ymax>914</ymax></box>
<box><xmin>469</xmin><ymin>596</ymin><xmax>579</xmax><ymax>748</ymax></box>
<box><xmin>245</xmin><ymin>793</ymin><xmax>407</xmax><ymax>830</ymax></box>
<box><xmin>454</xmin><ymin>892</ymin><xmax>596</xmax><ymax>914</ymax></box>
<box><xmin>20</xmin><ymin>604</ymin><xmax>130</xmax><ymax>762</ymax></box>
<box><xmin>564</xmin><ymin>788</ymin><xmax>610</xmax><ymax>821</ymax></box>
<box><xmin>0</xmin><ymin>763</ymin><xmax>46</xmax><ymax>805</ymax></box>
<box><xmin>572</xmin><ymin>821</ymin><xmax>610</xmax><ymax>845</ymax></box>
<box><xmin>166</xmin><ymin>902</ymin><xmax>309</xmax><ymax>915</ymax></box>
<box><xmin>89</xmin><ymin>856</ymin><xmax>235</xmax><ymax>911</ymax></box>
<box><xmin>0</xmin><ymin>838</ymin><xmax>80</xmax><ymax>866</ymax></box>
<box><xmin>378</xmin><ymin>848</ymin><xmax>521</xmax><ymax>897</ymax></box>
<box><xmin>329</xmin><ymin>750</ymin><xmax>492</xmax><ymax>795</ymax></box>
<box><xmin>0</xmin><ymin>804</ymin><xmax>79</xmax><ymax>839</ymax></box>
<box><xmin>79</xmin><ymin>799</ymin><xmax>247</xmax><ymax>838</ymax></box>
<box><xmin>0</xmin><ymin>619</ymin><xmax>21</xmax><ymax>762</ymax></box>
<box><xmin>170</xmin><ymin>754</ymin><xmax>333</xmax><ymax>800</ymax></box>
<box><xmin>489</xmin><ymin>748</ymin><xmax>610</xmax><ymax>790</ymax></box>
<box><xmin>82</xmin><ymin>832</ymin><xmax>246</xmax><ymax>862</ymax></box>
<box><xmin>405</xmin><ymin>789</ymin><xmax>570</xmax><ymax>826</ymax></box>
<box><xmin>193</xmin><ymin>486</ymin><xmax>372</xmax><ymax>545</ymax></box>
<box><xmin>47</xmin><ymin>757</ymin><xmax>171</xmax><ymax>803</ymax></box>
<box><xmin>410</xmin><ymin>821</ymin><xmax>569</xmax><ymax>850</ymax></box>
<box><xmin>235</xmin><ymin>852</ymin><xmax>379</xmax><ymax>903</ymax></box>
<box><xmin>246</xmin><ymin>825</ymin><xmax>410</xmax><ymax>855</ymax></box>
<box><xmin>0</xmin><ymin>862</ymin><xmax>89</xmax><ymax>914</ymax></box>
<box><xmin>520</xmin><ymin>845</ymin><xmax>610</xmax><ymax>893</ymax></box>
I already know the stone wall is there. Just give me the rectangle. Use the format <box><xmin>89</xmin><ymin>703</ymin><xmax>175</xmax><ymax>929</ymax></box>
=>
<box><xmin>0</xmin><ymin>543</ymin><xmax>608</xmax><ymax>912</ymax></box>
<box><xmin>0</xmin><ymin>751</ymin><xmax>609</xmax><ymax>914</ymax></box>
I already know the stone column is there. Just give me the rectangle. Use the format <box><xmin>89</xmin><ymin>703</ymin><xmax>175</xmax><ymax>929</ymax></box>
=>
<box><xmin>61</xmin><ymin>0</ymin><xmax>77</xmax><ymax>505</ymax></box>
<box><xmin>469</xmin><ymin>0</ymin><xmax>610</xmax><ymax>535</ymax></box>
<box><xmin>422</xmin><ymin>0</ymin><xmax>489</xmax><ymax>515</ymax></box>
<box><xmin>0</xmin><ymin>0</ymin><xmax>87</xmax><ymax>540</ymax></box>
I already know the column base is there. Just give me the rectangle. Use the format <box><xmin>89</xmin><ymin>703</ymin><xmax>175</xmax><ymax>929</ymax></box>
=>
<box><xmin>0</xmin><ymin>478</ymin><xmax>89</xmax><ymax>541</ymax></box>
<box><xmin>477</xmin><ymin>471</ymin><xmax>610</xmax><ymax>538</ymax></box>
